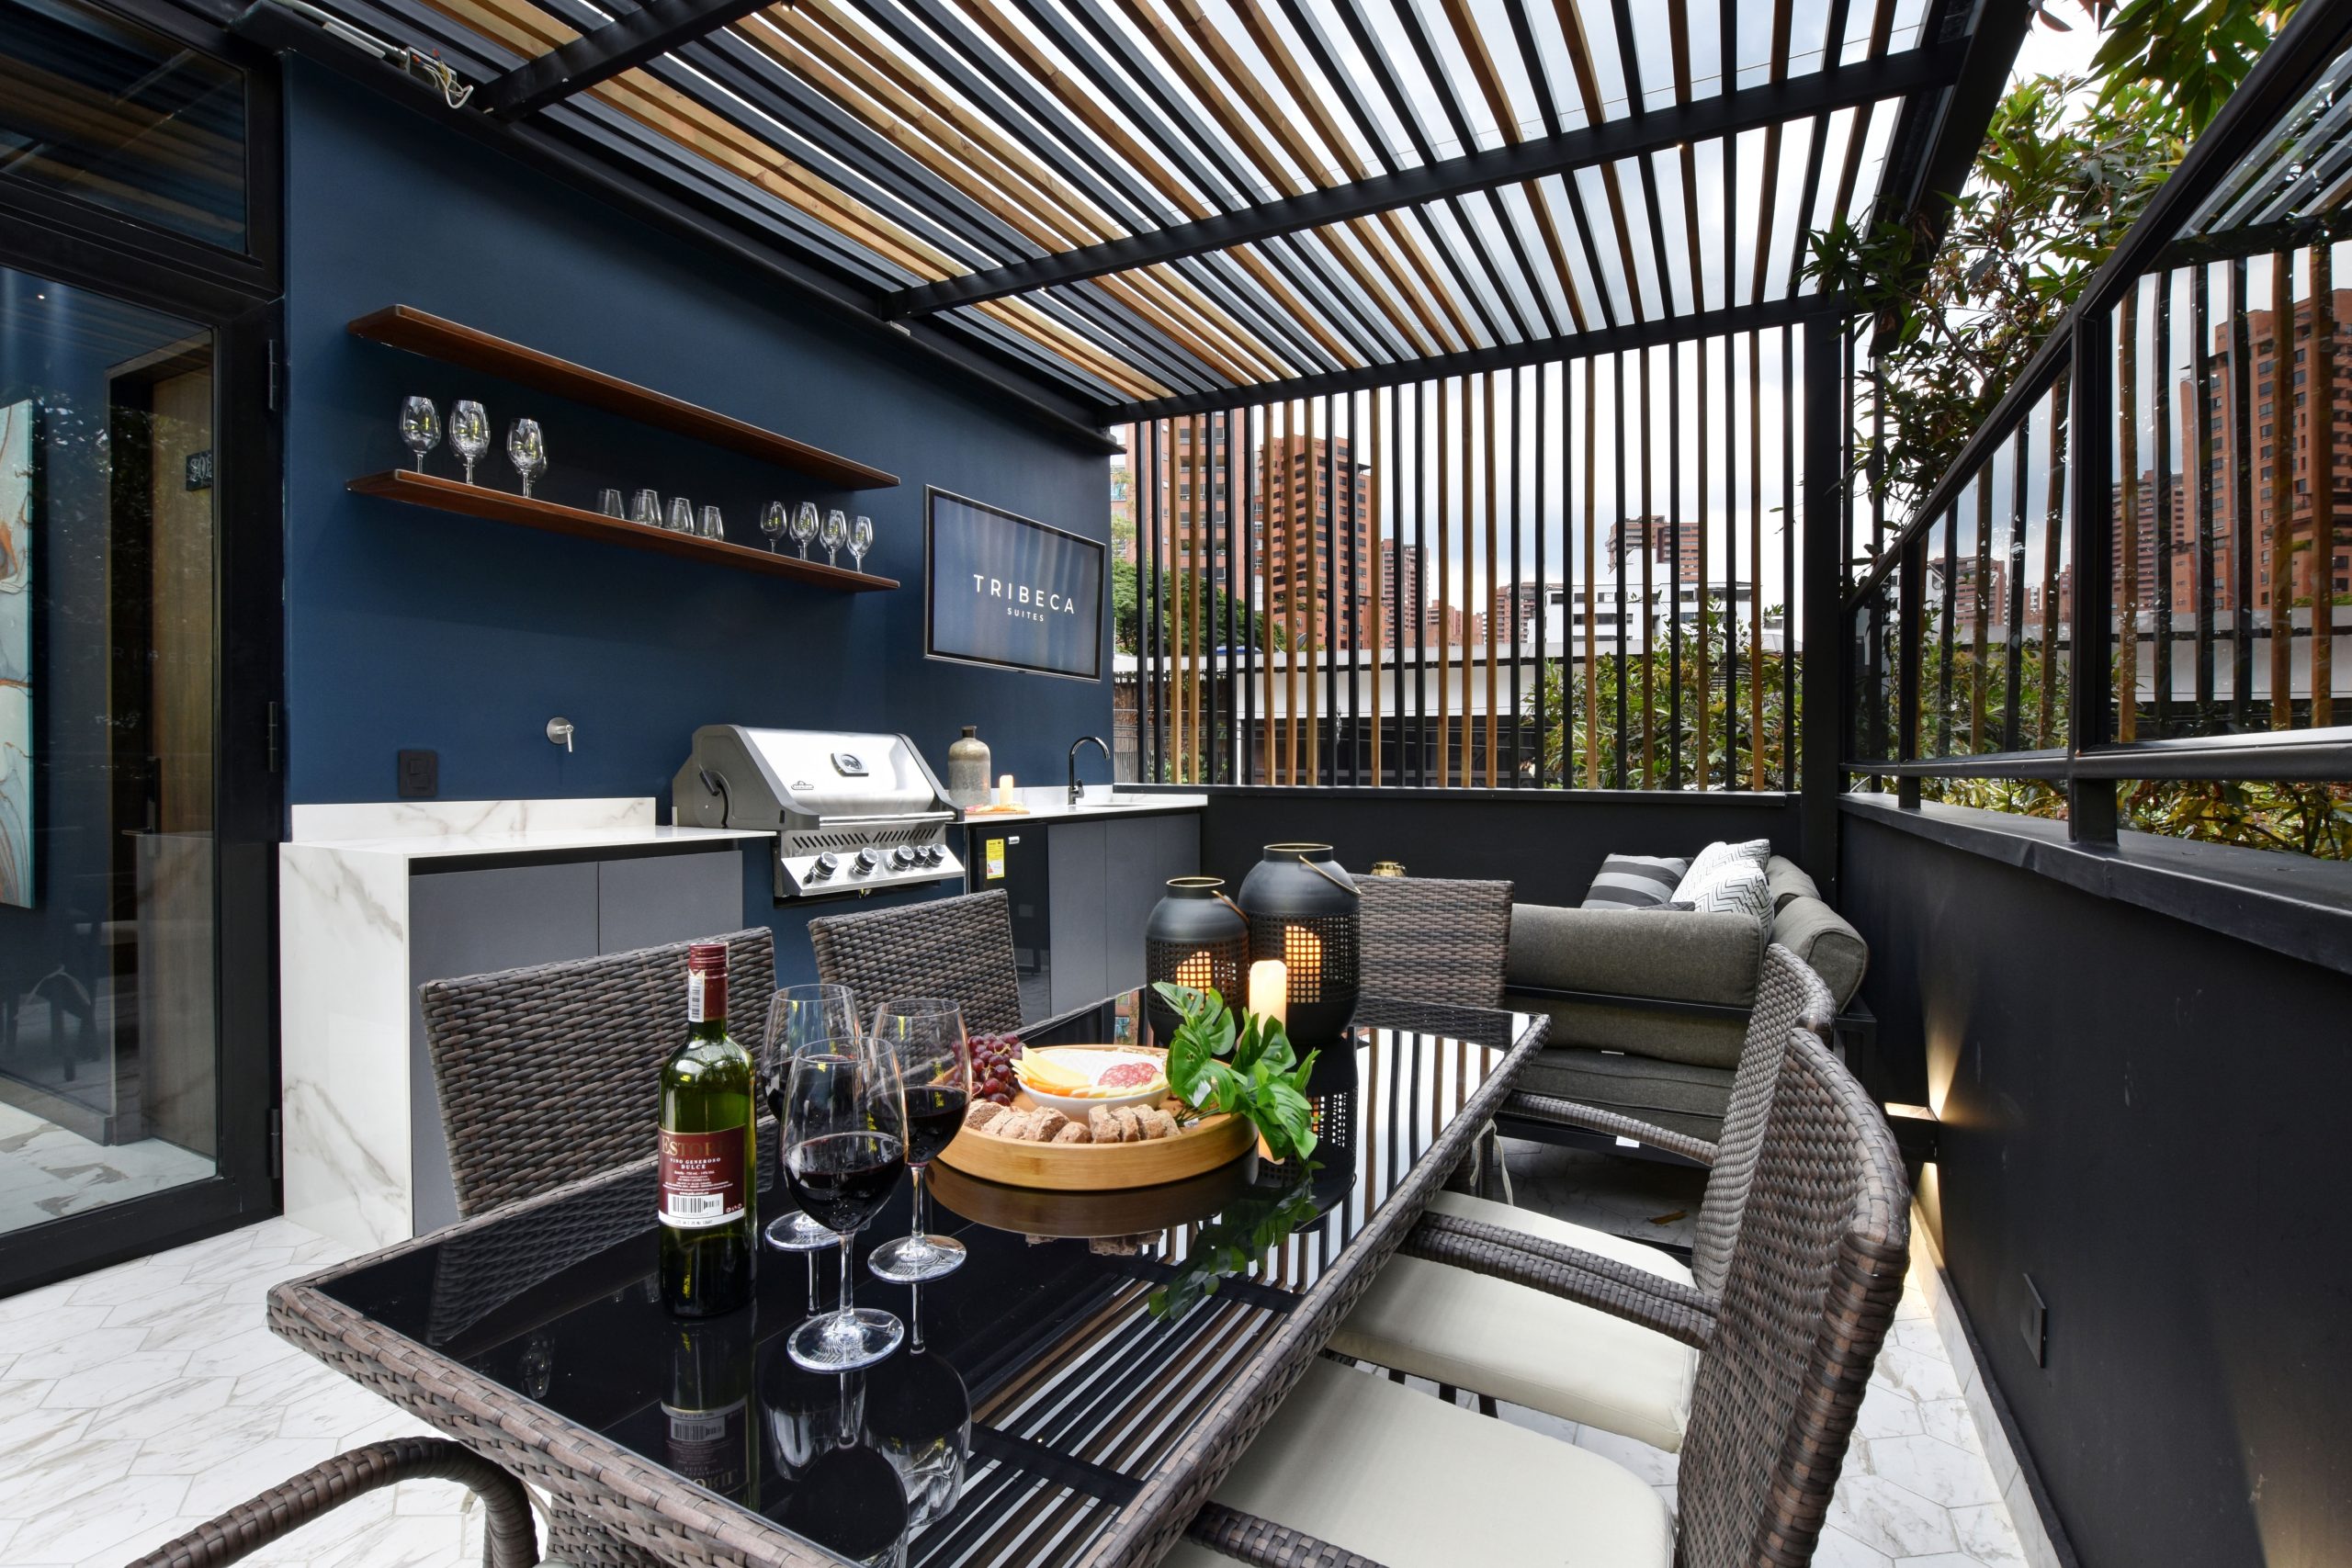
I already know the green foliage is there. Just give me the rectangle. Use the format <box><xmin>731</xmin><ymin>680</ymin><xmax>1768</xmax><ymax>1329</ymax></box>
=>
<box><xmin>2088</xmin><ymin>0</ymin><xmax>2301</xmax><ymax>130</ymax></box>
<box><xmin>1526</xmin><ymin>594</ymin><xmax>1798</xmax><ymax>789</ymax></box>
<box><xmin>1918</xmin><ymin>774</ymin><xmax>2352</xmax><ymax>859</ymax></box>
<box><xmin>1152</xmin><ymin>981</ymin><xmax>1319</xmax><ymax>1164</ymax></box>
<box><xmin>1114</xmin><ymin>558</ymin><xmax>1280</xmax><ymax>656</ymax></box>
<box><xmin>1147</xmin><ymin>1165</ymin><xmax>1323</xmax><ymax>1319</ymax></box>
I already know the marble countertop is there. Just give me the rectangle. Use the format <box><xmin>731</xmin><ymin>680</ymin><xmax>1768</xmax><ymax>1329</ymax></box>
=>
<box><xmin>957</xmin><ymin>787</ymin><xmax>1207</xmax><ymax>824</ymax></box>
<box><xmin>284</xmin><ymin>797</ymin><xmax>771</xmax><ymax>862</ymax></box>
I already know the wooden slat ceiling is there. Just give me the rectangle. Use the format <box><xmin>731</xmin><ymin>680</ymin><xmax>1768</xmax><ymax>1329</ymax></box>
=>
<box><xmin>315</xmin><ymin>0</ymin><xmax>1971</xmax><ymax>415</ymax></box>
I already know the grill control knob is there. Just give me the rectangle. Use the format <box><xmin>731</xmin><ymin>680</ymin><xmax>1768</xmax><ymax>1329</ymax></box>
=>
<box><xmin>808</xmin><ymin>852</ymin><xmax>841</xmax><ymax>881</ymax></box>
<box><xmin>853</xmin><ymin>847</ymin><xmax>882</xmax><ymax>875</ymax></box>
<box><xmin>889</xmin><ymin>846</ymin><xmax>918</xmax><ymax>870</ymax></box>
<box><xmin>919</xmin><ymin>844</ymin><xmax>944</xmax><ymax>865</ymax></box>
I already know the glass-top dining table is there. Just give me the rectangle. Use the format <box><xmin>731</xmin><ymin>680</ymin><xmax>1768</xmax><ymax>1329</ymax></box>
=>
<box><xmin>266</xmin><ymin>989</ymin><xmax>1546</xmax><ymax>1568</ymax></box>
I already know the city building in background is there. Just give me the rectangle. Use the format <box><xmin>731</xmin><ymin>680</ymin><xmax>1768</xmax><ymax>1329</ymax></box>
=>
<box><xmin>1260</xmin><ymin>433</ymin><xmax>1376</xmax><ymax>650</ymax></box>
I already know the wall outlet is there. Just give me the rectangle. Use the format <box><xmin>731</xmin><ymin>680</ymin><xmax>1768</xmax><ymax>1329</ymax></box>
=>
<box><xmin>397</xmin><ymin>749</ymin><xmax>438</xmax><ymax>799</ymax></box>
<box><xmin>2019</xmin><ymin>1273</ymin><xmax>2048</xmax><ymax>1368</ymax></box>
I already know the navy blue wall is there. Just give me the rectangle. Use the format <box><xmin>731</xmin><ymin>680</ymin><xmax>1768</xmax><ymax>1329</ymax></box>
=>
<box><xmin>281</xmin><ymin>62</ymin><xmax>1113</xmax><ymax>976</ymax></box>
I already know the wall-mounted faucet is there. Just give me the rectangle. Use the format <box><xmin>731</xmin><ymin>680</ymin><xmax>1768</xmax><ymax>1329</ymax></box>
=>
<box><xmin>1068</xmin><ymin>735</ymin><xmax>1111</xmax><ymax>805</ymax></box>
<box><xmin>547</xmin><ymin>716</ymin><xmax>575</xmax><ymax>754</ymax></box>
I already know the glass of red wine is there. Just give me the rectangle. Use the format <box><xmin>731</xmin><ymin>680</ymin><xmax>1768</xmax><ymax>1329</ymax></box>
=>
<box><xmin>782</xmin><ymin>1032</ymin><xmax>906</xmax><ymax>1372</ymax></box>
<box><xmin>765</xmin><ymin>984</ymin><xmax>864</xmax><ymax>1263</ymax></box>
<box><xmin>865</xmin><ymin>999</ymin><xmax>970</xmax><ymax>1284</ymax></box>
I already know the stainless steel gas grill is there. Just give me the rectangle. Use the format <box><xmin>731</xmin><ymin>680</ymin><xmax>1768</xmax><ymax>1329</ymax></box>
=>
<box><xmin>673</xmin><ymin>727</ymin><xmax>965</xmax><ymax>900</ymax></box>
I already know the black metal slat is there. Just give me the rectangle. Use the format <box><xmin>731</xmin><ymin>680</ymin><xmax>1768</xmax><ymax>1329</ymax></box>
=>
<box><xmin>2153</xmin><ymin>265</ymin><xmax>2176</xmax><ymax>728</ymax></box>
<box><xmin>1416</xmin><ymin>380</ymin><xmax>1431</xmax><ymax>784</ymax></box>
<box><xmin>1727</xmin><ymin>332</ymin><xmax>1743</xmax><ymax>778</ymax></box>
<box><xmin>2194</xmin><ymin>261</ymin><xmax>2218</xmax><ymax>716</ymax></box>
<box><xmin>1936</xmin><ymin>501</ymin><xmax>1958</xmax><ymax>757</ymax></box>
<box><xmin>480</xmin><ymin>0</ymin><xmax>776</xmax><ymax>118</ymax></box>
<box><xmin>1782</xmin><ymin>321</ymin><xmax>1796</xmax><ymax>784</ymax></box>
<box><xmin>2004</xmin><ymin>414</ymin><xmax>2029</xmax><ymax>750</ymax></box>
<box><xmin>1613</xmin><ymin>351</ymin><xmax>1629</xmax><ymax>784</ymax></box>
<box><xmin>2232</xmin><ymin>256</ymin><xmax>2256</xmax><ymax>720</ymax></box>
<box><xmin>1142</xmin><ymin>420</ymin><xmax>1160</xmax><ymax>784</ymax></box>
<box><xmin>1510</xmin><ymin>365</ymin><xmax>1524</xmax><ymax>783</ymax></box>
<box><xmin>1668</xmin><ymin>339</ymin><xmax>1684</xmax><ymax>784</ymax></box>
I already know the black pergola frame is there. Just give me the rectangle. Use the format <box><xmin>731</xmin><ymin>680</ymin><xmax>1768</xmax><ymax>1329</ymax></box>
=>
<box><xmin>228</xmin><ymin>0</ymin><xmax>2015</xmax><ymax>434</ymax></box>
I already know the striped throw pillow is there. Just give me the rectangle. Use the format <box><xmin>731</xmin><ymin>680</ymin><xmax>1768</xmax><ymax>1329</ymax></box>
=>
<box><xmin>1581</xmin><ymin>854</ymin><xmax>1691</xmax><ymax>910</ymax></box>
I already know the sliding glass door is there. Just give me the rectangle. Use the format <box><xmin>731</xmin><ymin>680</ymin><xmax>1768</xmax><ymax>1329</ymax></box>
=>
<box><xmin>0</xmin><ymin>0</ymin><xmax>280</xmax><ymax>1294</ymax></box>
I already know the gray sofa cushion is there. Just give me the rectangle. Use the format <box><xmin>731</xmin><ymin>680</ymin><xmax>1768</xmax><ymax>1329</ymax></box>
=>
<box><xmin>1764</xmin><ymin>856</ymin><xmax>1820</xmax><ymax>912</ymax></box>
<box><xmin>1771</xmin><ymin>895</ymin><xmax>1869</xmax><ymax>1008</ymax></box>
<box><xmin>1512</xmin><ymin>1047</ymin><xmax>1737</xmax><ymax>1143</ymax></box>
<box><xmin>1505</xmin><ymin>904</ymin><xmax>1762</xmax><ymax>1070</ymax></box>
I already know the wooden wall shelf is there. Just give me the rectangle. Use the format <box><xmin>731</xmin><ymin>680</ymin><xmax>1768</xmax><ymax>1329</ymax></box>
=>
<box><xmin>348</xmin><ymin>470</ymin><xmax>899</xmax><ymax>590</ymax></box>
<box><xmin>348</xmin><ymin>306</ymin><xmax>899</xmax><ymax>491</ymax></box>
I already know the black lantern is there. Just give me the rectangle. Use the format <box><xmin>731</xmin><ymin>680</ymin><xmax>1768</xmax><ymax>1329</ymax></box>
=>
<box><xmin>1236</xmin><ymin>843</ymin><xmax>1360</xmax><ymax>1092</ymax></box>
<box><xmin>1144</xmin><ymin>877</ymin><xmax>1250</xmax><ymax>1043</ymax></box>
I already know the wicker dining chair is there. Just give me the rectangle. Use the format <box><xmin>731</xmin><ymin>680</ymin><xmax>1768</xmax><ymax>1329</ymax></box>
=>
<box><xmin>807</xmin><ymin>889</ymin><xmax>1023</xmax><ymax>1035</ymax></box>
<box><xmin>128</xmin><ymin>1436</ymin><xmax>538</xmax><ymax>1568</ymax></box>
<box><xmin>1353</xmin><ymin>875</ymin><xmax>1514</xmax><ymax>1009</ymax></box>
<box><xmin>1326</xmin><ymin>943</ymin><xmax>1835</xmax><ymax>1449</ymax></box>
<box><xmin>1170</xmin><ymin>1029</ymin><xmax>1909</xmax><ymax>1568</ymax></box>
<box><xmin>420</xmin><ymin>928</ymin><xmax>775</xmax><ymax>1219</ymax></box>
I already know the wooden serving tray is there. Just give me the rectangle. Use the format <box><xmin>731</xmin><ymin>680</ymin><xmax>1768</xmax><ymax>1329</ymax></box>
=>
<box><xmin>936</xmin><ymin>1044</ymin><xmax>1252</xmax><ymax>1191</ymax></box>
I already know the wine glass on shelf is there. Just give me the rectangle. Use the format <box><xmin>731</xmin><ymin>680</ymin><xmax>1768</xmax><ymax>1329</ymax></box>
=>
<box><xmin>791</xmin><ymin>502</ymin><xmax>820</xmax><ymax>559</ymax></box>
<box><xmin>506</xmin><ymin>418</ymin><xmax>548</xmax><ymax>497</ymax></box>
<box><xmin>849</xmin><ymin>514</ymin><xmax>874</xmax><ymax>571</ymax></box>
<box><xmin>399</xmin><ymin>397</ymin><xmax>441</xmax><ymax>473</ymax></box>
<box><xmin>782</xmin><ymin>1032</ymin><xmax>907</xmax><ymax>1372</ymax></box>
<box><xmin>448</xmin><ymin>400</ymin><xmax>490</xmax><ymax>485</ymax></box>
<box><xmin>865</xmin><ymin>998</ymin><xmax>968</xmax><ymax>1284</ymax></box>
<box><xmin>820</xmin><ymin>509</ymin><xmax>847</xmax><ymax>568</ymax></box>
<box><xmin>765</xmin><ymin>984</ymin><xmax>862</xmax><ymax>1263</ymax></box>
<box><xmin>761</xmin><ymin>502</ymin><xmax>787</xmax><ymax>553</ymax></box>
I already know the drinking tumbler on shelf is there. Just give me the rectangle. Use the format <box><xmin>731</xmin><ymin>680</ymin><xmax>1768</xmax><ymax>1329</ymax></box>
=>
<box><xmin>632</xmin><ymin>489</ymin><xmax>662</xmax><ymax>526</ymax></box>
<box><xmin>668</xmin><ymin>496</ymin><xmax>696</xmax><ymax>535</ymax></box>
<box><xmin>701</xmin><ymin>505</ymin><xmax>726</xmax><ymax>542</ymax></box>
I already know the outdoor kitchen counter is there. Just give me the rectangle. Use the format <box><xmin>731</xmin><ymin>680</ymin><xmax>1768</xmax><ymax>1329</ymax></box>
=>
<box><xmin>964</xmin><ymin>785</ymin><xmax>1208</xmax><ymax>822</ymax></box>
<box><xmin>279</xmin><ymin>798</ymin><xmax>770</xmax><ymax>1251</ymax></box>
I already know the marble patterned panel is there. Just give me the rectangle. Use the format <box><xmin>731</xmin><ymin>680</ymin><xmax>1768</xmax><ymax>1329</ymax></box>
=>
<box><xmin>288</xmin><ymin>797</ymin><xmax>653</xmax><ymax>844</ymax></box>
<box><xmin>278</xmin><ymin>844</ymin><xmax>413</xmax><ymax>1250</ymax></box>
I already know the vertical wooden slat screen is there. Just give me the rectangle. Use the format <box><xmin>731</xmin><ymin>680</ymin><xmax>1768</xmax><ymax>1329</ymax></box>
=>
<box><xmin>2316</xmin><ymin>241</ymin><xmax>2336</xmax><ymax>729</ymax></box>
<box><xmin>1128</xmin><ymin>325</ymin><xmax>1821</xmax><ymax>795</ymax></box>
<box><xmin>2267</xmin><ymin>254</ymin><xmax>2292</xmax><ymax>731</ymax></box>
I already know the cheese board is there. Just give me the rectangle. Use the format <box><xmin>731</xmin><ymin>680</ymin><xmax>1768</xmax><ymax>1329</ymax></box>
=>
<box><xmin>935</xmin><ymin>1043</ymin><xmax>1253</xmax><ymax>1190</ymax></box>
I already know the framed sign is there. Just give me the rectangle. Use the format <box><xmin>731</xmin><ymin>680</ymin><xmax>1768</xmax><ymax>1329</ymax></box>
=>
<box><xmin>924</xmin><ymin>487</ymin><xmax>1105</xmax><ymax>682</ymax></box>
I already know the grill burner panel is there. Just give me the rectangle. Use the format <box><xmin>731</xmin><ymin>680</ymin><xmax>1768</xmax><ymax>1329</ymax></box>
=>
<box><xmin>673</xmin><ymin>726</ymin><xmax>965</xmax><ymax>901</ymax></box>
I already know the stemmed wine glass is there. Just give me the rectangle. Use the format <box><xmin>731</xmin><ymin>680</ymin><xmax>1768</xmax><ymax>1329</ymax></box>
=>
<box><xmin>820</xmin><ymin>509</ymin><xmax>848</xmax><ymax>568</ymax></box>
<box><xmin>791</xmin><ymin>502</ymin><xmax>820</xmax><ymax>559</ymax></box>
<box><xmin>782</xmin><ymin>1032</ymin><xmax>907</xmax><ymax>1372</ymax></box>
<box><xmin>448</xmin><ymin>400</ymin><xmax>490</xmax><ymax>485</ymax></box>
<box><xmin>849</xmin><ymin>514</ymin><xmax>874</xmax><ymax>570</ymax></box>
<box><xmin>762</xmin><ymin>502</ymin><xmax>787</xmax><ymax>553</ymax></box>
<box><xmin>400</xmin><ymin>397</ymin><xmax>441</xmax><ymax>473</ymax></box>
<box><xmin>765</xmin><ymin>983</ymin><xmax>863</xmax><ymax>1273</ymax></box>
<box><xmin>865</xmin><ymin>998</ymin><xmax>968</xmax><ymax>1284</ymax></box>
<box><xmin>506</xmin><ymin>418</ymin><xmax>547</xmax><ymax>497</ymax></box>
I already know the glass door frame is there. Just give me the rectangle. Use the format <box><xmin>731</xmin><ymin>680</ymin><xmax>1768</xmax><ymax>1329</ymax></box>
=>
<box><xmin>0</xmin><ymin>0</ymin><xmax>284</xmax><ymax>1295</ymax></box>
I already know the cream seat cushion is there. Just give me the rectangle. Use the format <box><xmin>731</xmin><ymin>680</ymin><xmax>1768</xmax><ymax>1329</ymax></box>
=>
<box><xmin>1327</xmin><ymin>1190</ymin><xmax>1700</xmax><ymax>1451</ymax></box>
<box><xmin>1159</xmin><ymin>1359</ymin><xmax>1673</xmax><ymax>1568</ymax></box>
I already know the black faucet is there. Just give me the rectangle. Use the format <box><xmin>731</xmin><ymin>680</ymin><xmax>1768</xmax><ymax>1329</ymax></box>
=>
<box><xmin>1068</xmin><ymin>735</ymin><xmax>1112</xmax><ymax>805</ymax></box>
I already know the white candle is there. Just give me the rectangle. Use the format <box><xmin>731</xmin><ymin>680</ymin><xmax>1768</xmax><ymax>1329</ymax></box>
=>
<box><xmin>1247</xmin><ymin>959</ymin><xmax>1288</xmax><ymax>1030</ymax></box>
<box><xmin>997</xmin><ymin>773</ymin><xmax>1015</xmax><ymax>806</ymax></box>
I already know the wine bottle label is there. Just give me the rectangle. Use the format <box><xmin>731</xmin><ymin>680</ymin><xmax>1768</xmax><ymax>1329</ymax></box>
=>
<box><xmin>662</xmin><ymin>1397</ymin><xmax>749</xmax><ymax>1494</ymax></box>
<box><xmin>658</xmin><ymin>1126</ymin><xmax>746</xmax><ymax>1228</ymax></box>
<box><xmin>686</xmin><ymin>969</ymin><xmax>727</xmax><ymax>1023</ymax></box>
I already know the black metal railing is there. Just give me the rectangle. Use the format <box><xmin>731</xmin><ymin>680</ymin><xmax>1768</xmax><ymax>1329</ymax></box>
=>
<box><xmin>1843</xmin><ymin>0</ymin><xmax>2352</xmax><ymax>846</ymax></box>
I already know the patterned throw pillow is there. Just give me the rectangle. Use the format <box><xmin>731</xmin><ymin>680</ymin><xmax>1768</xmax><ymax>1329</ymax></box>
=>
<box><xmin>1581</xmin><ymin>854</ymin><xmax>1691</xmax><ymax>910</ymax></box>
<box><xmin>1676</xmin><ymin>857</ymin><xmax>1771</xmax><ymax>922</ymax></box>
<box><xmin>1681</xmin><ymin>838</ymin><xmax>1772</xmax><ymax>889</ymax></box>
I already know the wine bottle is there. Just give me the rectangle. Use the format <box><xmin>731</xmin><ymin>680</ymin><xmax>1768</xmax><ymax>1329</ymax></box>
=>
<box><xmin>660</xmin><ymin>942</ymin><xmax>758</xmax><ymax>1315</ymax></box>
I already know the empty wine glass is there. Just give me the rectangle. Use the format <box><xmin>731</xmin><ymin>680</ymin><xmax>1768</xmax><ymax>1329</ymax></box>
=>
<box><xmin>506</xmin><ymin>418</ymin><xmax>547</xmax><ymax>497</ymax></box>
<box><xmin>783</xmin><ymin>1032</ymin><xmax>907</xmax><ymax>1372</ymax></box>
<box><xmin>669</xmin><ymin>496</ymin><xmax>696</xmax><ymax>534</ymax></box>
<box><xmin>761</xmin><ymin>502</ymin><xmax>787</xmax><ymax>553</ymax></box>
<box><xmin>448</xmin><ymin>400</ymin><xmax>490</xmax><ymax>485</ymax></box>
<box><xmin>632</xmin><ymin>489</ymin><xmax>662</xmax><ymax>526</ymax></box>
<box><xmin>765</xmin><ymin>984</ymin><xmax>864</xmax><ymax>1264</ymax></box>
<box><xmin>849</xmin><ymin>515</ymin><xmax>874</xmax><ymax>570</ymax></box>
<box><xmin>866</xmin><ymin>998</ymin><xmax>968</xmax><ymax>1285</ymax></box>
<box><xmin>702</xmin><ymin>505</ymin><xmax>726</xmax><ymax>542</ymax></box>
<box><xmin>820</xmin><ymin>509</ymin><xmax>847</xmax><ymax>568</ymax></box>
<box><xmin>399</xmin><ymin>397</ymin><xmax>441</xmax><ymax>473</ymax></box>
<box><xmin>791</xmin><ymin>502</ymin><xmax>820</xmax><ymax>559</ymax></box>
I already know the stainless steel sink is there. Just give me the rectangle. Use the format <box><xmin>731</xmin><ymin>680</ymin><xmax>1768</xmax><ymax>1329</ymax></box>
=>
<box><xmin>1069</xmin><ymin>794</ymin><xmax>1146</xmax><ymax>809</ymax></box>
